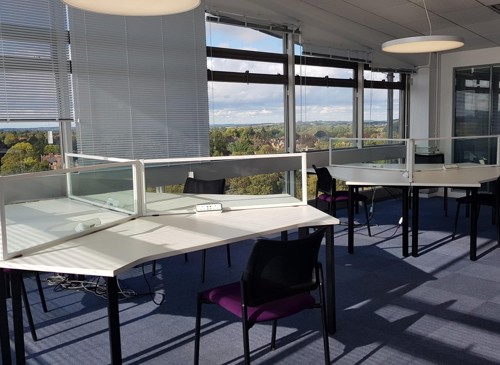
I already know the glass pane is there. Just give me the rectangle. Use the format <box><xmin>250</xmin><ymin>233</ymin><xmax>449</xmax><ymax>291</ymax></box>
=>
<box><xmin>208</xmin><ymin>82</ymin><xmax>284</xmax><ymax>127</ymax></box>
<box><xmin>0</xmin><ymin>121</ymin><xmax>62</xmax><ymax>175</ymax></box>
<box><xmin>363</xmin><ymin>71</ymin><xmax>401</xmax><ymax>141</ymax></box>
<box><xmin>364</xmin><ymin>88</ymin><xmax>401</xmax><ymax>140</ymax></box>
<box><xmin>1</xmin><ymin>162</ymin><xmax>135</xmax><ymax>259</ymax></box>
<box><xmin>296</xmin><ymin>85</ymin><xmax>354</xmax><ymax>151</ymax></box>
<box><xmin>206</xmin><ymin>22</ymin><xmax>282</xmax><ymax>53</ymax></box>
<box><xmin>454</xmin><ymin>67</ymin><xmax>493</xmax><ymax>164</ymax></box>
<box><xmin>454</xmin><ymin>67</ymin><xmax>491</xmax><ymax>137</ymax></box>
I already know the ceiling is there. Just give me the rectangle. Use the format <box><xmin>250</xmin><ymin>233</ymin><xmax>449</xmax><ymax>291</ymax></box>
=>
<box><xmin>204</xmin><ymin>0</ymin><xmax>500</xmax><ymax>70</ymax></box>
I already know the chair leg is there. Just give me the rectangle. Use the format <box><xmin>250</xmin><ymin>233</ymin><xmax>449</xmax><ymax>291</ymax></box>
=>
<box><xmin>20</xmin><ymin>277</ymin><xmax>38</xmax><ymax>342</ymax></box>
<box><xmin>194</xmin><ymin>294</ymin><xmax>202</xmax><ymax>365</ymax></box>
<box><xmin>444</xmin><ymin>188</ymin><xmax>448</xmax><ymax>217</ymax></box>
<box><xmin>34</xmin><ymin>272</ymin><xmax>48</xmax><ymax>313</ymax></box>
<box><xmin>363</xmin><ymin>202</ymin><xmax>371</xmax><ymax>236</ymax></box>
<box><xmin>452</xmin><ymin>202</ymin><xmax>461</xmax><ymax>240</ymax></box>
<box><xmin>497</xmin><ymin>205</ymin><xmax>500</xmax><ymax>246</ymax></box>
<box><xmin>242</xmin><ymin>318</ymin><xmax>251</xmax><ymax>365</ymax></box>
<box><xmin>270</xmin><ymin>320</ymin><xmax>277</xmax><ymax>350</ymax></box>
<box><xmin>201</xmin><ymin>250</ymin><xmax>207</xmax><ymax>283</ymax></box>
<box><xmin>318</xmin><ymin>268</ymin><xmax>331</xmax><ymax>365</ymax></box>
<box><xmin>226</xmin><ymin>245</ymin><xmax>231</xmax><ymax>268</ymax></box>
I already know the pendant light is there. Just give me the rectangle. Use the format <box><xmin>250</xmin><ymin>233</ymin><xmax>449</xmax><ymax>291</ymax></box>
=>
<box><xmin>382</xmin><ymin>0</ymin><xmax>464</xmax><ymax>53</ymax></box>
<box><xmin>62</xmin><ymin>0</ymin><xmax>201</xmax><ymax>16</ymax></box>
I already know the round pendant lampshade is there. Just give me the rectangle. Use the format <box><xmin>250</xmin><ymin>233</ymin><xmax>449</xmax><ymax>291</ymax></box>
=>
<box><xmin>382</xmin><ymin>35</ymin><xmax>464</xmax><ymax>54</ymax></box>
<box><xmin>62</xmin><ymin>0</ymin><xmax>201</xmax><ymax>16</ymax></box>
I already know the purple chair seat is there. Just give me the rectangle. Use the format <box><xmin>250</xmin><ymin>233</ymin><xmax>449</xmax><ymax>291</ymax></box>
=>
<box><xmin>202</xmin><ymin>282</ymin><xmax>315</xmax><ymax>324</ymax></box>
<box><xmin>318</xmin><ymin>193</ymin><xmax>349</xmax><ymax>203</ymax></box>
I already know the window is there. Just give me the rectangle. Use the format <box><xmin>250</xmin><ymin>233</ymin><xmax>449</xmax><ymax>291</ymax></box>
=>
<box><xmin>0</xmin><ymin>0</ymin><xmax>71</xmax><ymax>175</ymax></box>
<box><xmin>296</xmin><ymin>59</ymin><xmax>356</xmax><ymax>151</ymax></box>
<box><xmin>454</xmin><ymin>65</ymin><xmax>500</xmax><ymax>164</ymax></box>
<box><xmin>364</xmin><ymin>70</ymin><xmax>404</xmax><ymax>144</ymax></box>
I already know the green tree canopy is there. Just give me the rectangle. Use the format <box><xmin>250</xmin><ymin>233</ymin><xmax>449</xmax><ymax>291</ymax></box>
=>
<box><xmin>1</xmin><ymin>142</ymin><xmax>45</xmax><ymax>175</ymax></box>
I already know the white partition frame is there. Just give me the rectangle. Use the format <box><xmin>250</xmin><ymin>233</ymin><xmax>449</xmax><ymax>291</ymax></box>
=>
<box><xmin>0</xmin><ymin>159</ymin><xmax>141</xmax><ymax>260</ymax></box>
<box><xmin>329</xmin><ymin>135</ymin><xmax>500</xmax><ymax>183</ymax></box>
<box><xmin>0</xmin><ymin>153</ymin><xmax>308</xmax><ymax>260</ymax></box>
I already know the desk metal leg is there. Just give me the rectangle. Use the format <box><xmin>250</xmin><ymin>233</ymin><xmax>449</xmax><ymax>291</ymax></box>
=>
<box><xmin>470</xmin><ymin>188</ymin><xmax>478</xmax><ymax>261</ymax></box>
<box><xmin>402</xmin><ymin>186</ymin><xmax>409</xmax><ymax>257</ymax></box>
<box><xmin>348</xmin><ymin>186</ymin><xmax>354</xmax><ymax>254</ymax></box>
<box><xmin>411</xmin><ymin>187</ymin><xmax>420</xmax><ymax>257</ymax></box>
<box><xmin>325</xmin><ymin>224</ymin><xmax>336</xmax><ymax>334</ymax></box>
<box><xmin>106</xmin><ymin>276</ymin><xmax>122</xmax><ymax>365</ymax></box>
<box><xmin>0</xmin><ymin>269</ymin><xmax>12</xmax><ymax>365</ymax></box>
<box><xmin>11</xmin><ymin>269</ymin><xmax>25</xmax><ymax>365</ymax></box>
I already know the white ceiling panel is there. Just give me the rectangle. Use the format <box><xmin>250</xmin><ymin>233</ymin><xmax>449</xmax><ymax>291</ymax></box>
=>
<box><xmin>205</xmin><ymin>0</ymin><xmax>500</xmax><ymax>70</ymax></box>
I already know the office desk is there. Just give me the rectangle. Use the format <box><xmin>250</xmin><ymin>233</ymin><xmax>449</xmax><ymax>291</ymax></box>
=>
<box><xmin>412</xmin><ymin>165</ymin><xmax>500</xmax><ymax>260</ymax></box>
<box><xmin>325</xmin><ymin>165</ymin><xmax>411</xmax><ymax>256</ymax></box>
<box><xmin>327</xmin><ymin>164</ymin><xmax>500</xmax><ymax>260</ymax></box>
<box><xmin>0</xmin><ymin>195</ymin><xmax>339</xmax><ymax>365</ymax></box>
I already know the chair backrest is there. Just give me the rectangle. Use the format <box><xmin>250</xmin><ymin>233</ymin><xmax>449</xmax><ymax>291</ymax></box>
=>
<box><xmin>312</xmin><ymin>164</ymin><xmax>335</xmax><ymax>196</ymax></box>
<box><xmin>183</xmin><ymin>177</ymin><xmax>225</xmax><ymax>194</ymax></box>
<box><xmin>241</xmin><ymin>228</ymin><xmax>326</xmax><ymax>307</ymax></box>
<box><xmin>415</xmin><ymin>153</ymin><xmax>444</xmax><ymax>164</ymax></box>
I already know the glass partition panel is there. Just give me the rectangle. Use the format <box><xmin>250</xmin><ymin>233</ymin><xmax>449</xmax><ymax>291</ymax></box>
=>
<box><xmin>328</xmin><ymin>137</ymin><xmax>408</xmax><ymax>170</ymax></box>
<box><xmin>142</xmin><ymin>154</ymin><xmax>307</xmax><ymax>215</ymax></box>
<box><xmin>0</xmin><ymin>160</ymin><xmax>138</xmax><ymax>259</ymax></box>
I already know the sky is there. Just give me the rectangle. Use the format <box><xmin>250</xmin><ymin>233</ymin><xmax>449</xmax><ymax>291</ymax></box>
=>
<box><xmin>205</xmin><ymin>22</ymin><xmax>399</xmax><ymax>126</ymax></box>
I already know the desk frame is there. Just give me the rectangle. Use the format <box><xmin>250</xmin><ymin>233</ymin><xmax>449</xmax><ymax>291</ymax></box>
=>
<box><xmin>0</xmin><ymin>204</ymin><xmax>337</xmax><ymax>365</ymax></box>
<box><xmin>332</xmin><ymin>164</ymin><xmax>500</xmax><ymax>261</ymax></box>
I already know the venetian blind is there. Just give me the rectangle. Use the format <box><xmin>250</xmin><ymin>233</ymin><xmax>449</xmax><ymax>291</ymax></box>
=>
<box><xmin>68</xmin><ymin>6</ymin><xmax>209</xmax><ymax>159</ymax></box>
<box><xmin>0</xmin><ymin>0</ymin><xmax>72</xmax><ymax>121</ymax></box>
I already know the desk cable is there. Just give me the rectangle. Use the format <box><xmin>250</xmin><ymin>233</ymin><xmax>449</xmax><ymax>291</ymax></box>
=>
<box><xmin>46</xmin><ymin>269</ymin><xmax>165</xmax><ymax>306</ymax></box>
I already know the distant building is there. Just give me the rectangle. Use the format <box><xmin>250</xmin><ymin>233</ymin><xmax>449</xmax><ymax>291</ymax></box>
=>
<box><xmin>41</xmin><ymin>153</ymin><xmax>62</xmax><ymax>170</ymax></box>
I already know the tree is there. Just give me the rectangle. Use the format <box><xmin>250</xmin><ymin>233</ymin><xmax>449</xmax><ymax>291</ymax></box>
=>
<box><xmin>1</xmin><ymin>142</ymin><xmax>45</xmax><ymax>175</ymax></box>
<box><xmin>44</xmin><ymin>144</ymin><xmax>60</xmax><ymax>154</ymax></box>
<box><xmin>3</xmin><ymin>132</ymin><xmax>17</xmax><ymax>147</ymax></box>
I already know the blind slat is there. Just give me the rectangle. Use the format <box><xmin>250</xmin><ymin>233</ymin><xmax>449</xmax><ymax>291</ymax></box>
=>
<box><xmin>0</xmin><ymin>0</ymin><xmax>72</xmax><ymax>121</ymax></box>
<box><xmin>70</xmin><ymin>7</ymin><xmax>209</xmax><ymax>159</ymax></box>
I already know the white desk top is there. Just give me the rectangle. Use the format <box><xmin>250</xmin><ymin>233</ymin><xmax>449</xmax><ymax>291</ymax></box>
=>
<box><xmin>412</xmin><ymin>165</ymin><xmax>500</xmax><ymax>187</ymax></box>
<box><xmin>326</xmin><ymin>165</ymin><xmax>410</xmax><ymax>187</ymax></box>
<box><xmin>327</xmin><ymin>163</ymin><xmax>500</xmax><ymax>188</ymax></box>
<box><xmin>0</xmin><ymin>198</ymin><xmax>338</xmax><ymax>277</ymax></box>
<box><xmin>2</xmin><ymin>198</ymin><xmax>131</xmax><ymax>256</ymax></box>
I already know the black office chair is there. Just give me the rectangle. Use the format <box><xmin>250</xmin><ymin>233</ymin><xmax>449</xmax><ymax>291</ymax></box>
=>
<box><xmin>312</xmin><ymin>164</ymin><xmax>371</xmax><ymax>236</ymax></box>
<box><xmin>151</xmin><ymin>177</ymin><xmax>228</xmax><ymax>282</ymax></box>
<box><xmin>194</xmin><ymin>228</ymin><xmax>330</xmax><ymax>365</ymax></box>
<box><xmin>184</xmin><ymin>177</ymin><xmax>229</xmax><ymax>283</ymax></box>
<box><xmin>452</xmin><ymin>175</ymin><xmax>500</xmax><ymax>242</ymax></box>
<box><xmin>415</xmin><ymin>153</ymin><xmax>448</xmax><ymax>216</ymax></box>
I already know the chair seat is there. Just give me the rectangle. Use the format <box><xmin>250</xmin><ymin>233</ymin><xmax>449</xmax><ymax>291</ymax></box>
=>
<box><xmin>333</xmin><ymin>190</ymin><xmax>369</xmax><ymax>201</ymax></box>
<box><xmin>202</xmin><ymin>282</ymin><xmax>315</xmax><ymax>324</ymax></box>
<box><xmin>318</xmin><ymin>191</ymin><xmax>367</xmax><ymax>204</ymax></box>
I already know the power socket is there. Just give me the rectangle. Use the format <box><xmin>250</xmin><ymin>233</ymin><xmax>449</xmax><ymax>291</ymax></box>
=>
<box><xmin>196</xmin><ymin>202</ymin><xmax>223</xmax><ymax>213</ymax></box>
